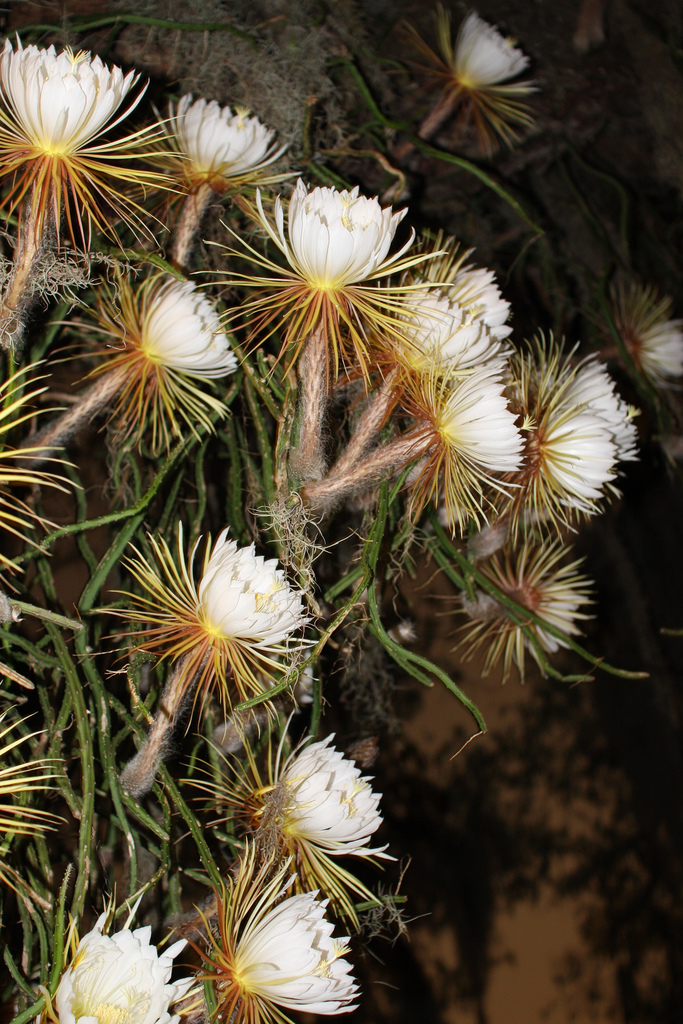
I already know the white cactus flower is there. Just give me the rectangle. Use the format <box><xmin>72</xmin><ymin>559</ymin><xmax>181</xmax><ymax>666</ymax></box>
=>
<box><xmin>54</xmin><ymin>910</ymin><xmax>192</xmax><ymax>1024</ymax></box>
<box><xmin>564</xmin><ymin>360</ymin><xmax>639</xmax><ymax>463</ymax></box>
<box><xmin>198</xmin><ymin>529</ymin><xmax>307</xmax><ymax>647</ymax></box>
<box><xmin>139</xmin><ymin>278</ymin><xmax>237</xmax><ymax>378</ymax></box>
<box><xmin>0</xmin><ymin>39</ymin><xmax>160</xmax><ymax>242</ymax></box>
<box><xmin>0</xmin><ymin>38</ymin><xmax>140</xmax><ymax>154</ymax></box>
<box><xmin>204</xmin><ymin>851</ymin><xmax>358</xmax><ymax>1022</ymax></box>
<box><xmin>460</xmin><ymin>539</ymin><xmax>593</xmax><ymax>683</ymax></box>
<box><xmin>122</xmin><ymin>525</ymin><xmax>308</xmax><ymax>712</ymax></box>
<box><xmin>406</xmin><ymin>364</ymin><xmax>524</xmax><ymax>530</ymax></box>
<box><xmin>169</xmin><ymin>94</ymin><xmax>285</xmax><ymax>186</ymax></box>
<box><xmin>231</xmin><ymin>178</ymin><xmax>433</xmax><ymax>376</ymax></box>
<box><xmin>221</xmin><ymin>732</ymin><xmax>390</xmax><ymax>925</ymax></box>
<box><xmin>448</xmin><ymin>264</ymin><xmax>513</xmax><ymax>341</ymax></box>
<box><xmin>400</xmin><ymin>287</ymin><xmax>508</xmax><ymax>373</ymax></box>
<box><xmin>637</xmin><ymin>318</ymin><xmax>683</xmax><ymax>383</ymax></box>
<box><xmin>609</xmin><ymin>280</ymin><xmax>683</xmax><ymax>387</ymax></box>
<box><xmin>435</xmin><ymin>367</ymin><xmax>524</xmax><ymax>474</ymax></box>
<box><xmin>454</xmin><ymin>11</ymin><xmax>530</xmax><ymax>87</ymax></box>
<box><xmin>278</xmin><ymin>734</ymin><xmax>389</xmax><ymax>858</ymax></box>
<box><xmin>506</xmin><ymin>339</ymin><xmax>631</xmax><ymax>530</ymax></box>
<box><xmin>539</xmin><ymin>406</ymin><xmax>617</xmax><ymax>512</ymax></box>
<box><xmin>268</xmin><ymin>178</ymin><xmax>409</xmax><ymax>289</ymax></box>
<box><xmin>88</xmin><ymin>274</ymin><xmax>237</xmax><ymax>453</ymax></box>
<box><xmin>231</xmin><ymin>890</ymin><xmax>357</xmax><ymax>1015</ymax></box>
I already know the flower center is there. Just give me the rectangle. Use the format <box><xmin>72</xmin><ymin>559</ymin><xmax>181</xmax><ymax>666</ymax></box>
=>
<box><xmin>71</xmin><ymin>995</ymin><xmax>149</xmax><ymax>1024</ymax></box>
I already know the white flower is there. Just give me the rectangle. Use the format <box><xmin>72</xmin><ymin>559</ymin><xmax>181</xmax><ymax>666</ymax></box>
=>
<box><xmin>263</xmin><ymin>178</ymin><xmax>409</xmax><ymax>289</ymax></box>
<box><xmin>0</xmin><ymin>38</ymin><xmax>163</xmax><ymax>244</ymax></box>
<box><xmin>447</xmin><ymin>264</ymin><xmax>513</xmax><ymax>341</ymax></box>
<box><xmin>636</xmin><ymin>318</ymin><xmax>683</xmax><ymax>384</ymax></box>
<box><xmin>540</xmin><ymin>404</ymin><xmax>617</xmax><ymax>512</ymax></box>
<box><xmin>454</xmin><ymin>11</ymin><xmax>530</xmax><ymax>87</ymax></box>
<box><xmin>506</xmin><ymin>339</ymin><xmax>626</xmax><ymax>530</ymax></box>
<box><xmin>400</xmin><ymin>287</ymin><xmax>507</xmax><ymax>373</ymax></box>
<box><xmin>205</xmin><ymin>853</ymin><xmax>358</xmax><ymax>1022</ymax></box>
<box><xmin>0</xmin><ymin>39</ymin><xmax>141</xmax><ymax>154</ymax></box>
<box><xmin>140</xmin><ymin>278</ymin><xmax>237</xmax><ymax>378</ymax></box>
<box><xmin>436</xmin><ymin>367</ymin><xmax>524</xmax><ymax>474</ymax></box>
<box><xmin>198</xmin><ymin>529</ymin><xmax>307</xmax><ymax>648</ymax></box>
<box><xmin>232</xmin><ymin>890</ymin><xmax>358</xmax><ymax>1016</ymax></box>
<box><xmin>121</xmin><ymin>526</ymin><xmax>308</xmax><ymax>711</ymax></box>
<box><xmin>169</xmin><ymin>94</ymin><xmax>285</xmax><ymax>185</ymax></box>
<box><xmin>460</xmin><ymin>539</ymin><xmax>593</xmax><ymax>682</ymax></box>
<box><xmin>564</xmin><ymin>360</ymin><xmax>638</xmax><ymax>462</ymax></box>
<box><xmin>278</xmin><ymin>734</ymin><xmax>390</xmax><ymax>858</ymax></box>
<box><xmin>54</xmin><ymin>911</ymin><xmax>192</xmax><ymax>1024</ymax></box>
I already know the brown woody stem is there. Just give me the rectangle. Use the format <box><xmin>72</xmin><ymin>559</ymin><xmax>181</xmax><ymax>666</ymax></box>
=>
<box><xmin>169</xmin><ymin>182</ymin><xmax>215</xmax><ymax>271</ymax></box>
<box><xmin>288</xmin><ymin>321</ymin><xmax>329</xmax><ymax>485</ymax></box>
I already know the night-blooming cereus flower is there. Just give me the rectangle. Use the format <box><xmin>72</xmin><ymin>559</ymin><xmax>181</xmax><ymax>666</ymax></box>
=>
<box><xmin>503</xmin><ymin>337</ymin><xmax>629</xmax><ymax>533</ymax></box>
<box><xmin>0</xmin><ymin>39</ymin><xmax>164</xmax><ymax>244</ymax></box>
<box><xmin>447</xmin><ymin>262</ymin><xmax>513</xmax><ymax>342</ymax></box>
<box><xmin>409</xmin><ymin>234</ymin><xmax>512</xmax><ymax>345</ymax></box>
<box><xmin>214</xmin><ymin>733</ymin><xmax>391</xmax><ymax>926</ymax></box>
<box><xmin>87</xmin><ymin>274</ymin><xmax>237</xmax><ymax>454</ymax></box>
<box><xmin>459</xmin><ymin>538</ymin><xmax>593</xmax><ymax>683</ymax></box>
<box><xmin>404</xmin><ymin>364</ymin><xmax>524</xmax><ymax>530</ymax></box>
<box><xmin>196</xmin><ymin>848</ymin><xmax>358</xmax><ymax>1024</ymax></box>
<box><xmin>119</xmin><ymin>524</ymin><xmax>307</xmax><ymax>714</ymax></box>
<box><xmin>227</xmin><ymin>178</ymin><xmax>432</xmax><ymax>378</ymax></box>
<box><xmin>608</xmin><ymin>279</ymin><xmax>683</xmax><ymax>387</ymax></box>
<box><xmin>407</xmin><ymin>7</ymin><xmax>535</xmax><ymax>154</ymax></box>
<box><xmin>398</xmin><ymin>286</ymin><xmax>508</xmax><ymax>375</ymax></box>
<box><xmin>52</xmin><ymin>903</ymin><xmax>192</xmax><ymax>1024</ymax></box>
<box><xmin>166</xmin><ymin>94</ymin><xmax>286</xmax><ymax>191</ymax></box>
<box><xmin>564</xmin><ymin>359</ymin><xmax>639</xmax><ymax>463</ymax></box>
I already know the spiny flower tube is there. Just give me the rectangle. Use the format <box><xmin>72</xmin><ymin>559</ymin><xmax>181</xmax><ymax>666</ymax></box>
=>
<box><xmin>0</xmin><ymin>38</ymin><xmax>164</xmax><ymax>245</ymax></box>
<box><xmin>406</xmin><ymin>364</ymin><xmax>524</xmax><ymax>529</ymax></box>
<box><xmin>207</xmin><ymin>733</ymin><xmax>391</xmax><ymax>926</ymax></box>
<box><xmin>50</xmin><ymin>903</ymin><xmax>193</xmax><ymax>1024</ymax></box>
<box><xmin>226</xmin><ymin>178</ymin><xmax>433</xmax><ymax>377</ymax></box>
<box><xmin>196</xmin><ymin>848</ymin><xmax>358</xmax><ymax>1024</ymax></box>
<box><xmin>167</xmin><ymin>94</ymin><xmax>286</xmax><ymax>191</ymax></box>
<box><xmin>85</xmin><ymin>274</ymin><xmax>237</xmax><ymax>454</ymax></box>
<box><xmin>406</xmin><ymin>7</ymin><xmax>535</xmax><ymax>154</ymax></box>
<box><xmin>459</xmin><ymin>538</ymin><xmax>593</xmax><ymax>683</ymax></box>
<box><xmin>503</xmin><ymin>338</ymin><xmax>627</xmax><ymax>533</ymax></box>
<box><xmin>608</xmin><ymin>279</ymin><xmax>683</xmax><ymax>387</ymax></box>
<box><xmin>118</xmin><ymin>525</ymin><xmax>308</xmax><ymax>715</ymax></box>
